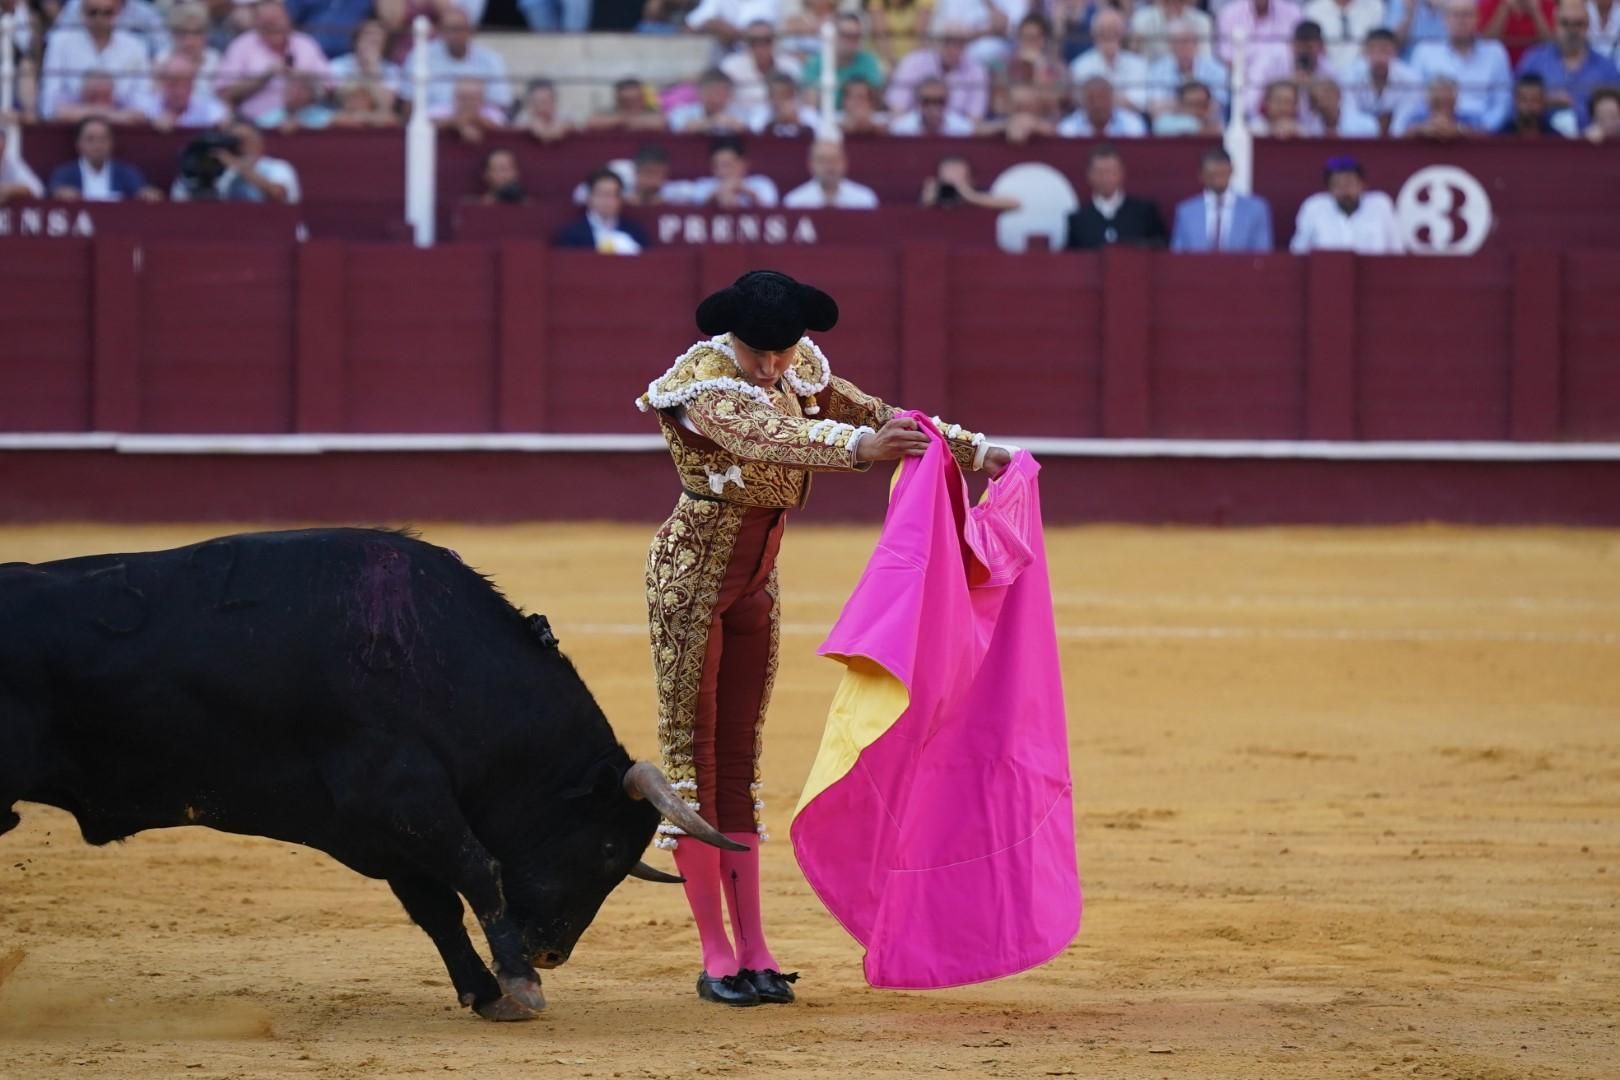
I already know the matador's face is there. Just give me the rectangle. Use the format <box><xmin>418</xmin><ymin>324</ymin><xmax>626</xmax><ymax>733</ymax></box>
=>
<box><xmin>731</xmin><ymin>337</ymin><xmax>798</xmax><ymax>388</ymax></box>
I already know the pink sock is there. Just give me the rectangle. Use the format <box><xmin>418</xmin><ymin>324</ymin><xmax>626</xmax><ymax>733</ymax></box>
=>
<box><xmin>719</xmin><ymin>833</ymin><xmax>781</xmax><ymax>972</ymax></box>
<box><xmin>672</xmin><ymin>841</ymin><xmax>739</xmax><ymax>977</ymax></box>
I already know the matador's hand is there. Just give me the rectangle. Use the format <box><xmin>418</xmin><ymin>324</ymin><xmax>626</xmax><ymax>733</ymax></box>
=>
<box><xmin>982</xmin><ymin>446</ymin><xmax>1013</xmax><ymax>478</ymax></box>
<box><xmin>856</xmin><ymin>417</ymin><xmax>931</xmax><ymax>462</ymax></box>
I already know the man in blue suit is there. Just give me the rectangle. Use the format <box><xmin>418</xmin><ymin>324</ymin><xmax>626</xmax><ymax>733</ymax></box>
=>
<box><xmin>554</xmin><ymin>168</ymin><xmax>651</xmax><ymax>254</ymax></box>
<box><xmin>47</xmin><ymin>117</ymin><xmax>160</xmax><ymax>202</ymax></box>
<box><xmin>1170</xmin><ymin>147</ymin><xmax>1273</xmax><ymax>253</ymax></box>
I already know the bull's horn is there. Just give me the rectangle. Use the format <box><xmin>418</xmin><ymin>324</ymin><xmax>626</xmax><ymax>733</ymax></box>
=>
<box><xmin>622</xmin><ymin>762</ymin><xmax>749</xmax><ymax>852</ymax></box>
<box><xmin>628</xmin><ymin>861</ymin><xmax>685</xmax><ymax>884</ymax></box>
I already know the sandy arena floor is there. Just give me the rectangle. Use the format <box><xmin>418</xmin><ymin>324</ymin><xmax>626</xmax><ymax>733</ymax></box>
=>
<box><xmin>1</xmin><ymin>521</ymin><xmax>1617</xmax><ymax>1080</ymax></box>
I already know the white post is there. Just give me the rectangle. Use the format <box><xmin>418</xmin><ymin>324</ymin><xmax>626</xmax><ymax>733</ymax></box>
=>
<box><xmin>816</xmin><ymin>16</ymin><xmax>839</xmax><ymax>142</ymax></box>
<box><xmin>405</xmin><ymin>14</ymin><xmax>436</xmax><ymax>247</ymax></box>
<box><xmin>1</xmin><ymin>13</ymin><xmax>16</xmax><ymax>117</ymax></box>
<box><xmin>1224</xmin><ymin>27</ymin><xmax>1253</xmax><ymax>195</ymax></box>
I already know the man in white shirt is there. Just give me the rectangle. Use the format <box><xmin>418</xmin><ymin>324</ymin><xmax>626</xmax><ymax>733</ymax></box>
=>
<box><xmin>687</xmin><ymin>0</ymin><xmax>782</xmax><ymax>47</ymax></box>
<box><xmin>55</xmin><ymin>0</ymin><xmax>168</xmax><ymax>58</ymax></box>
<box><xmin>401</xmin><ymin>7</ymin><xmax>511</xmax><ymax>118</ymax></box>
<box><xmin>1057</xmin><ymin>75</ymin><xmax>1150</xmax><ymax>136</ymax></box>
<box><xmin>671</xmin><ymin>136</ymin><xmax>780</xmax><ymax>208</ymax></box>
<box><xmin>1305</xmin><ymin>0</ymin><xmax>1387</xmax><ymax>73</ymax></box>
<box><xmin>1147</xmin><ymin>18</ymin><xmax>1230</xmax><ymax>116</ymax></box>
<box><xmin>783</xmin><ymin>140</ymin><xmax>879</xmax><ymax>209</ymax></box>
<box><xmin>667</xmin><ymin>69</ymin><xmax>751</xmax><ymax>133</ymax></box>
<box><xmin>930</xmin><ymin>0</ymin><xmax>1027</xmax><ymax>69</ymax></box>
<box><xmin>1290</xmin><ymin>156</ymin><xmax>1404</xmax><ymax>255</ymax></box>
<box><xmin>40</xmin><ymin>0</ymin><xmax>151</xmax><ymax>119</ymax></box>
<box><xmin>144</xmin><ymin>54</ymin><xmax>228</xmax><ymax>128</ymax></box>
<box><xmin>1347</xmin><ymin>28</ymin><xmax>1425</xmax><ymax>133</ymax></box>
<box><xmin>1069</xmin><ymin>9</ymin><xmax>1152</xmax><ymax>112</ymax></box>
<box><xmin>720</xmin><ymin>20</ymin><xmax>804</xmax><ymax>112</ymax></box>
<box><xmin>888</xmin><ymin>76</ymin><xmax>979</xmax><ymax>134</ymax></box>
<box><xmin>1131</xmin><ymin>0</ymin><xmax>1214</xmax><ymax>64</ymax></box>
<box><xmin>747</xmin><ymin>72</ymin><xmax>821</xmax><ymax>135</ymax></box>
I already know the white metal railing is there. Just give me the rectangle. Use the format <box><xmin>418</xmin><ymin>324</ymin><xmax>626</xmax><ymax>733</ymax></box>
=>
<box><xmin>404</xmin><ymin>14</ymin><xmax>436</xmax><ymax>247</ymax></box>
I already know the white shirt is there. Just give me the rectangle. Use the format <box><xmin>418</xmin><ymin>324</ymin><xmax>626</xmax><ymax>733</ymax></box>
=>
<box><xmin>747</xmin><ymin>102</ymin><xmax>822</xmax><ymax>133</ymax></box>
<box><xmin>719</xmin><ymin>50</ymin><xmax>803</xmax><ymax>112</ymax></box>
<box><xmin>40</xmin><ymin>27</ymin><xmax>151</xmax><ymax>119</ymax></box>
<box><xmin>586</xmin><ymin>211</ymin><xmax>643</xmax><ymax>254</ymax></box>
<box><xmin>330</xmin><ymin>54</ymin><xmax>403</xmax><ymax>97</ymax></box>
<box><xmin>671</xmin><ymin>174</ymin><xmax>781</xmax><ymax>207</ymax></box>
<box><xmin>887</xmin><ymin>108</ymin><xmax>977</xmax><ymax>135</ymax></box>
<box><xmin>1303</xmin><ymin>0</ymin><xmax>1388</xmax><ymax>75</ymax></box>
<box><xmin>930</xmin><ymin>0</ymin><xmax>1027</xmax><ymax>36</ymax></box>
<box><xmin>78</xmin><ymin>157</ymin><xmax>116</xmax><ymax>201</ymax></box>
<box><xmin>172</xmin><ymin>155</ymin><xmax>302</xmax><ymax>203</ymax></box>
<box><xmin>1589</xmin><ymin>0</ymin><xmax>1620</xmax><ymax>56</ymax></box>
<box><xmin>1129</xmin><ymin>4</ymin><xmax>1214</xmax><ymax>63</ymax></box>
<box><xmin>686</xmin><ymin>0</ymin><xmax>782</xmax><ymax>30</ymax></box>
<box><xmin>401</xmin><ymin>41</ymin><xmax>511</xmax><ymax>114</ymax></box>
<box><xmin>1069</xmin><ymin>48</ymin><xmax>1152</xmax><ymax>112</ymax></box>
<box><xmin>146</xmin><ymin>93</ymin><xmax>228</xmax><ymax>127</ymax></box>
<box><xmin>1056</xmin><ymin>107</ymin><xmax>1150</xmax><ymax>137</ymax></box>
<box><xmin>1289</xmin><ymin>190</ymin><xmax>1404</xmax><ymax>255</ymax></box>
<box><xmin>1346</xmin><ymin>56</ymin><xmax>1424</xmax><ymax>130</ymax></box>
<box><xmin>55</xmin><ymin>0</ymin><xmax>169</xmax><ymax>57</ymax></box>
<box><xmin>1092</xmin><ymin>191</ymin><xmax>1125</xmax><ymax>217</ymax></box>
<box><xmin>782</xmin><ymin>177</ymin><xmax>880</xmax><ymax>208</ymax></box>
<box><xmin>1204</xmin><ymin>188</ymin><xmax>1235</xmax><ymax>248</ymax></box>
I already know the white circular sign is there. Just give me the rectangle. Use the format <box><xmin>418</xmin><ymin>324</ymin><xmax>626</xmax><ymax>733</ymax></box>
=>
<box><xmin>1395</xmin><ymin>165</ymin><xmax>1493</xmax><ymax>256</ymax></box>
<box><xmin>990</xmin><ymin>163</ymin><xmax>1079</xmax><ymax>254</ymax></box>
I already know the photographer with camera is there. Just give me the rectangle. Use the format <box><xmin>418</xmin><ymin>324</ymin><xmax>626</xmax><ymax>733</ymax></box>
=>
<box><xmin>171</xmin><ymin>120</ymin><xmax>301</xmax><ymax>203</ymax></box>
<box><xmin>919</xmin><ymin>154</ymin><xmax>1020</xmax><ymax>210</ymax></box>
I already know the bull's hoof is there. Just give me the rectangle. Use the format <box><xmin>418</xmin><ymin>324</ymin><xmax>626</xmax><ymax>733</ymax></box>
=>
<box><xmin>498</xmin><ymin>974</ymin><xmax>546</xmax><ymax>1013</ymax></box>
<box><xmin>475</xmin><ymin>995</ymin><xmax>541</xmax><ymax>1022</ymax></box>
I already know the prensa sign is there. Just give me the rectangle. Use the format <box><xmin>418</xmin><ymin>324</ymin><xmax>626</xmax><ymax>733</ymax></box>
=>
<box><xmin>655</xmin><ymin>213</ymin><xmax>820</xmax><ymax>246</ymax></box>
<box><xmin>0</xmin><ymin>206</ymin><xmax>95</xmax><ymax>238</ymax></box>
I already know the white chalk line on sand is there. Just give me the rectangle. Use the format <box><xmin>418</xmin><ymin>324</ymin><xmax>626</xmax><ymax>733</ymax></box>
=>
<box><xmin>564</xmin><ymin>622</ymin><xmax>1620</xmax><ymax>646</ymax></box>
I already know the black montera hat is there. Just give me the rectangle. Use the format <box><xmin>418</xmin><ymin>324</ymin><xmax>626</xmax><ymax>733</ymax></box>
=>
<box><xmin>695</xmin><ymin>270</ymin><xmax>839</xmax><ymax>352</ymax></box>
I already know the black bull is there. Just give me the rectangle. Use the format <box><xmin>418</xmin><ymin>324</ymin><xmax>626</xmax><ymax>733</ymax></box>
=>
<box><xmin>0</xmin><ymin>528</ymin><xmax>741</xmax><ymax>1020</ymax></box>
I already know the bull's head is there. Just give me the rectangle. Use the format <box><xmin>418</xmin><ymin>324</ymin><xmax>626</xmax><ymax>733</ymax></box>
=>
<box><xmin>499</xmin><ymin>761</ymin><xmax>745</xmax><ymax>969</ymax></box>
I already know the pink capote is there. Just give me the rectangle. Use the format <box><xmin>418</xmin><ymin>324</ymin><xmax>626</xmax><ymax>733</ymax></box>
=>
<box><xmin>790</xmin><ymin>413</ymin><xmax>1081</xmax><ymax>989</ymax></box>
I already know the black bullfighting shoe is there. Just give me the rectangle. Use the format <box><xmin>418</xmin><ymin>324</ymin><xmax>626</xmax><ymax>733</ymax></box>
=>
<box><xmin>696</xmin><ymin>972</ymin><xmax>760</xmax><ymax>1006</ymax></box>
<box><xmin>740</xmin><ymin>969</ymin><xmax>799</xmax><ymax>1004</ymax></box>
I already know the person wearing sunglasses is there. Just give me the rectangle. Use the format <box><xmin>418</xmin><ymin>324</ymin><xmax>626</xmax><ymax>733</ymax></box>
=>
<box><xmin>38</xmin><ymin>0</ymin><xmax>152</xmax><ymax>120</ymax></box>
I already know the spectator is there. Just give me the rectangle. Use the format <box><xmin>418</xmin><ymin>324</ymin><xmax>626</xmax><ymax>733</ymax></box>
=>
<box><xmin>1305</xmin><ymin>74</ymin><xmax>1381</xmax><ymax>132</ymax></box>
<box><xmin>1012</xmin><ymin>12</ymin><xmax>1069</xmax><ymax>84</ymax></box>
<box><xmin>1516</xmin><ymin>0</ymin><xmax>1620</xmax><ymax>127</ymax></box>
<box><xmin>400</xmin><ymin>7</ymin><xmax>510</xmax><ymax>120</ymax></box>
<box><xmin>989</xmin><ymin>79</ymin><xmax>1064</xmax><ymax>140</ymax></box>
<box><xmin>435</xmin><ymin>76</ymin><xmax>505</xmax><ymax>140</ymax></box>
<box><xmin>515</xmin><ymin>78</ymin><xmax>571</xmax><ymax>142</ymax></box>
<box><xmin>801</xmin><ymin>13</ymin><xmax>886</xmax><ymax>110</ymax></box>
<box><xmin>1480</xmin><ymin>0</ymin><xmax>1555</xmax><ymax>63</ymax></box>
<box><xmin>519</xmin><ymin>0</ymin><xmax>592</xmax><ymax>32</ymax></box>
<box><xmin>667</xmin><ymin>68</ymin><xmax>750</xmax><ymax>132</ymax></box>
<box><xmin>171</xmin><ymin>120</ymin><xmax>301</xmax><ymax>201</ymax></box>
<box><xmin>837</xmin><ymin>74</ymin><xmax>889</xmax><ymax>133</ymax></box>
<box><xmin>778</xmin><ymin>0</ymin><xmax>837</xmax><ymax>59</ymax></box>
<box><xmin>887</xmin><ymin>24</ymin><xmax>991</xmax><ymax>120</ymax></box>
<box><xmin>1066</xmin><ymin>144</ymin><xmax>1165</xmax><ymax>250</ymax></box>
<box><xmin>1216</xmin><ymin>0</ymin><xmax>1303</xmax><ymax>108</ymax></box>
<box><xmin>889</xmin><ymin>74</ymin><xmax>978</xmax><ymax>132</ymax></box>
<box><xmin>159</xmin><ymin>3</ymin><xmax>225</xmax><ymax>113</ymax></box>
<box><xmin>1252</xmin><ymin>77</ymin><xmax>1304</xmax><ymax>133</ymax></box>
<box><xmin>750</xmin><ymin>71</ymin><xmax>821</xmax><ymax>134</ymax></box>
<box><xmin>685</xmin><ymin>0</ymin><xmax>781</xmax><ymax>47</ymax></box>
<box><xmin>626</xmin><ymin>143</ymin><xmax>677</xmax><ymax>205</ymax></box>
<box><xmin>1153</xmin><ymin>78</ymin><xmax>1223</xmax><ymax>133</ymax></box>
<box><xmin>920</xmin><ymin>153</ymin><xmax>1020</xmax><ymax>209</ymax></box>
<box><xmin>1397</xmin><ymin>71</ymin><xmax>1474</xmax><ymax>133</ymax></box>
<box><xmin>476</xmin><ymin>146</ymin><xmax>527</xmax><ymax>204</ymax></box>
<box><xmin>47</xmin><ymin>116</ymin><xmax>160</xmax><ymax>200</ymax></box>
<box><xmin>1058</xmin><ymin>74</ymin><xmax>1150</xmax><ymax>135</ymax></box>
<box><xmin>328</xmin><ymin>19</ymin><xmax>401</xmax><ymax>112</ymax></box>
<box><xmin>556</xmin><ymin>169</ymin><xmax>648</xmax><ymax>251</ymax></box>
<box><xmin>866</xmin><ymin>0</ymin><xmax>933</xmax><ymax>67</ymax></box>
<box><xmin>1583</xmin><ymin>83</ymin><xmax>1620</xmax><ymax>137</ymax></box>
<box><xmin>331</xmin><ymin>79</ymin><xmax>397</xmax><ymax>125</ymax></box>
<box><xmin>678</xmin><ymin>135</ymin><xmax>779</xmax><ymax>207</ymax></box>
<box><xmin>284</xmin><ymin>0</ymin><xmax>369</xmax><ymax>58</ymax></box>
<box><xmin>1070</xmin><ymin>8</ymin><xmax>1150</xmax><ymax>111</ymax></box>
<box><xmin>590</xmin><ymin>77</ymin><xmax>671</xmax><ymax>131</ymax></box>
<box><xmin>53</xmin><ymin>70</ymin><xmax>149</xmax><ymax>124</ymax></box>
<box><xmin>1291</xmin><ymin>157</ymin><xmax>1403</xmax><ymax>254</ymax></box>
<box><xmin>1147</xmin><ymin>17</ymin><xmax>1230</xmax><ymax>117</ymax></box>
<box><xmin>1250</xmin><ymin>19</ymin><xmax>1340</xmax><ymax>112</ymax></box>
<box><xmin>54</xmin><ymin>0</ymin><xmax>168</xmax><ymax>58</ymax></box>
<box><xmin>1388</xmin><ymin>0</ymin><xmax>1447</xmax><ymax>54</ymax></box>
<box><xmin>203</xmin><ymin>0</ymin><xmax>250</xmax><ymax>52</ymax></box>
<box><xmin>930</xmin><ymin>0</ymin><xmax>1022</xmax><ymax>68</ymax></box>
<box><xmin>783</xmin><ymin>139</ymin><xmax>879</xmax><ymax>207</ymax></box>
<box><xmin>1049</xmin><ymin>0</ymin><xmax>1097</xmax><ymax>63</ymax></box>
<box><xmin>145</xmin><ymin>54</ymin><xmax>229</xmax><ymax>128</ymax></box>
<box><xmin>636</xmin><ymin>0</ymin><xmax>699</xmax><ymax>33</ymax></box>
<box><xmin>722</xmin><ymin>19</ymin><xmax>803</xmax><ymax>111</ymax></box>
<box><xmin>1591</xmin><ymin>0</ymin><xmax>1620</xmax><ymax>55</ymax></box>
<box><xmin>0</xmin><ymin>122</ymin><xmax>46</xmax><ymax>203</ymax></box>
<box><xmin>259</xmin><ymin>69</ymin><xmax>335</xmax><ymax>129</ymax></box>
<box><xmin>1347</xmin><ymin>27</ymin><xmax>1424</xmax><ymax>133</ymax></box>
<box><xmin>1130</xmin><ymin>0</ymin><xmax>1214</xmax><ymax>64</ymax></box>
<box><xmin>1411</xmin><ymin>0</ymin><xmax>1513</xmax><ymax>130</ymax></box>
<box><xmin>1304</xmin><ymin>0</ymin><xmax>1385</xmax><ymax>73</ymax></box>
<box><xmin>1499</xmin><ymin>70</ymin><xmax>1564</xmax><ymax>130</ymax></box>
<box><xmin>1171</xmin><ymin>146</ymin><xmax>1274</xmax><ymax>252</ymax></box>
<box><xmin>217</xmin><ymin>0</ymin><xmax>331</xmax><ymax>124</ymax></box>
<box><xmin>39</xmin><ymin>0</ymin><xmax>150</xmax><ymax>120</ymax></box>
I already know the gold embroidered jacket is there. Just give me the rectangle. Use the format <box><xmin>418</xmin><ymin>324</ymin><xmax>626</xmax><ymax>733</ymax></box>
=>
<box><xmin>635</xmin><ymin>336</ymin><xmax>987</xmax><ymax>510</ymax></box>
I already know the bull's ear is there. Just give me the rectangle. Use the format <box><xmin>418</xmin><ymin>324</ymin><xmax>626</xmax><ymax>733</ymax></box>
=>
<box><xmin>560</xmin><ymin>759</ymin><xmax>625</xmax><ymax>802</ymax></box>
